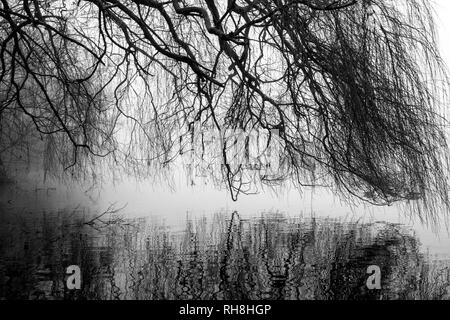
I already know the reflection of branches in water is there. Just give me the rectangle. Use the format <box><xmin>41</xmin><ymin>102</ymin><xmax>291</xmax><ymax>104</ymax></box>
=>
<box><xmin>79</xmin><ymin>212</ymin><xmax>450</xmax><ymax>300</ymax></box>
<box><xmin>0</xmin><ymin>203</ymin><xmax>129</xmax><ymax>299</ymax></box>
<box><xmin>83</xmin><ymin>202</ymin><xmax>129</xmax><ymax>231</ymax></box>
<box><xmin>1</xmin><ymin>209</ymin><xmax>450</xmax><ymax>300</ymax></box>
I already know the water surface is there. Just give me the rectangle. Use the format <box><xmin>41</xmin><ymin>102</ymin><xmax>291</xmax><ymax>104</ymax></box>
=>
<box><xmin>1</xmin><ymin>201</ymin><xmax>449</xmax><ymax>300</ymax></box>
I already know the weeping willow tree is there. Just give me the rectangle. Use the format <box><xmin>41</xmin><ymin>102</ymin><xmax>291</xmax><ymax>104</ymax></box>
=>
<box><xmin>0</xmin><ymin>0</ymin><xmax>449</xmax><ymax>219</ymax></box>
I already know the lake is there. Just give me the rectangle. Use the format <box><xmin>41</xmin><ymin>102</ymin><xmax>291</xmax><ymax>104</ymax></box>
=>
<box><xmin>1</xmin><ymin>177</ymin><xmax>450</xmax><ymax>300</ymax></box>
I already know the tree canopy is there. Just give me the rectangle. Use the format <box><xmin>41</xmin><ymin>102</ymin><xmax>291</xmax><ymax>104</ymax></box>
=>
<box><xmin>1</xmin><ymin>0</ymin><xmax>449</xmax><ymax>218</ymax></box>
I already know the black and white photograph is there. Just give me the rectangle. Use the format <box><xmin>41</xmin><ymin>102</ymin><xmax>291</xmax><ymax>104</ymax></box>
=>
<box><xmin>1</xmin><ymin>0</ymin><xmax>450</xmax><ymax>307</ymax></box>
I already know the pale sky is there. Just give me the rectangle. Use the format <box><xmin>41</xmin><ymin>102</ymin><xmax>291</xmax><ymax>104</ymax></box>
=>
<box><xmin>434</xmin><ymin>1</ymin><xmax>450</xmax><ymax>66</ymax></box>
